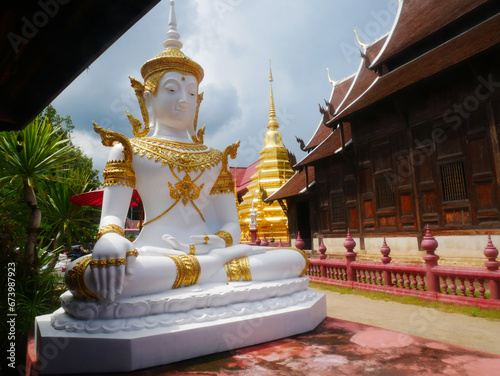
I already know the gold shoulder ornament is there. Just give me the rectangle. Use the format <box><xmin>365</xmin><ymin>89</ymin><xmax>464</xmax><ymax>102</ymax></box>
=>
<box><xmin>210</xmin><ymin>140</ymin><xmax>240</xmax><ymax>195</ymax></box>
<box><xmin>93</xmin><ymin>122</ymin><xmax>136</xmax><ymax>188</ymax></box>
<box><xmin>127</xmin><ymin>77</ymin><xmax>150</xmax><ymax>138</ymax></box>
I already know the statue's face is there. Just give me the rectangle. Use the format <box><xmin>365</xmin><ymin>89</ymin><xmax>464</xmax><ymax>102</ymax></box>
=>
<box><xmin>148</xmin><ymin>71</ymin><xmax>198</xmax><ymax>131</ymax></box>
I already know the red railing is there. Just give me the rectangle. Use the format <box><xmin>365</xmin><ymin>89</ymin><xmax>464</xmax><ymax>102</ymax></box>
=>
<box><xmin>306</xmin><ymin>226</ymin><xmax>500</xmax><ymax>309</ymax></box>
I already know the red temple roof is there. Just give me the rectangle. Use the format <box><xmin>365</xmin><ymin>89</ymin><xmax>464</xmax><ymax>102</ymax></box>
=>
<box><xmin>333</xmin><ymin>36</ymin><xmax>387</xmax><ymax>116</ymax></box>
<box><xmin>266</xmin><ymin>166</ymin><xmax>315</xmax><ymax>202</ymax></box>
<box><xmin>304</xmin><ymin>35</ymin><xmax>386</xmax><ymax>151</ymax></box>
<box><xmin>305</xmin><ymin>74</ymin><xmax>354</xmax><ymax>150</ymax></box>
<box><xmin>296</xmin><ymin>123</ymin><xmax>351</xmax><ymax>168</ymax></box>
<box><xmin>329</xmin><ymin>12</ymin><xmax>500</xmax><ymax>125</ymax></box>
<box><xmin>371</xmin><ymin>0</ymin><xmax>488</xmax><ymax>69</ymax></box>
<box><xmin>231</xmin><ymin>160</ymin><xmax>259</xmax><ymax>195</ymax></box>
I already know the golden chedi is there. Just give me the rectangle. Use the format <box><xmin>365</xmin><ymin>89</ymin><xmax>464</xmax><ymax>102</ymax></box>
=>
<box><xmin>238</xmin><ymin>62</ymin><xmax>294</xmax><ymax>243</ymax></box>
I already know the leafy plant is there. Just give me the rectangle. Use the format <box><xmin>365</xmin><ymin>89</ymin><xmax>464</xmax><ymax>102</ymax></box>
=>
<box><xmin>0</xmin><ymin>117</ymin><xmax>75</xmax><ymax>267</ymax></box>
<box><xmin>39</xmin><ymin>168</ymin><xmax>100</xmax><ymax>256</ymax></box>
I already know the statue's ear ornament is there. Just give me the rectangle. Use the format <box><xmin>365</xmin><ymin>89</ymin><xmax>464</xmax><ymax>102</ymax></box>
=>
<box><xmin>193</xmin><ymin>92</ymin><xmax>204</xmax><ymax>132</ymax></box>
<box><xmin>192</xmin><ymin>125</ymin><xmax>206</xmax><ymax>144</ymax></box>
<box><xmin>191</xmin><ymin>92</ymin><xmax>205</xmax><ymax>144</ymax></box>
<box><xmin>128</xmin><ymin>76</ymin><xmax>150</xmax><ymax>138</ymax></box>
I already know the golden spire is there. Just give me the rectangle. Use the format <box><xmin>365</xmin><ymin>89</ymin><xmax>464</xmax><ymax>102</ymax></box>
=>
<box><xmin>267</xmin><ymin>60</ymin><xmax>279</xmax><ymax>131</ymax></box>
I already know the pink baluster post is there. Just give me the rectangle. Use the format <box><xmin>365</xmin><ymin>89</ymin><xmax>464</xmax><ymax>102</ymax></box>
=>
<box><xmin>421</xmin><ymin>224</ymin><xmax>440</xmax><ymax>293</ymax></box>
<box><xmin>260</xmin><ymin>234</ymin><xmax>269</xmax><ymax>247</ymax></box>
<box><xmin>318</xmin><ymin>238</ymin><xmax>327</xmax><ymax>260</ymax></box>
<box><xmin>344</xmin><ymin>229</ymin><xmax>357</xmax><ymax>282</ymax></box>
<box><xmin>380</xmin><ymin>237</ymin><xmax>392</xmax><ymax>286</ymax></box>
<box><xmin>318</xmin><ymin>239</ymin><xmax>327</xmax><ymax>278</ymax></box>
<box><xmin>295</xmin><ymin>231</ymin><xmax>305</xmax><ymax>250</ymax></box>
<box><xmin>484</xmin><ymin>234</ymin><xmax>500</xmax><ymax>300</ymax></box>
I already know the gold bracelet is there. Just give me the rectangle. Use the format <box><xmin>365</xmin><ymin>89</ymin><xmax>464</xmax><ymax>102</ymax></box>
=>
<box><xmin>126</xmin><ymin>249</ymin><xmax>139</xmax><ymax>258</ymax></box>
<box><xmin>96</xmin><ymin>224</ymin><xmax>125</xmax><ymax>241</ymax></box>
<box><xmin>167</xmin><ymin>255</ymin><xmax>201</xmax><ymax>289</ymax></box>
<box><xmin>66</xmin><ymin>255</ymin><xmax>100</xmax><ymax>300</ymax></box>
<box><xmin>224</xmin><ymin>256</ymin><xmax>252</xmax><ymax>282</ymax></box>
<box><xmin>215</xmin><ymin>230</ymin><xmax>233</xmax><ymax>247</ymax></box>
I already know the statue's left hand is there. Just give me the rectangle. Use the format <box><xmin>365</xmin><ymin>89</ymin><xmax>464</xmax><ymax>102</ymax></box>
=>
<box><xmin>91</xmin><ymin>234</ymin><xmax>137</xmax><ymax>302</ymax></box>
<box><xmin>162</xmin><ymin>234</ymin><xmax>225</xmax><ymax>255</ymax></box>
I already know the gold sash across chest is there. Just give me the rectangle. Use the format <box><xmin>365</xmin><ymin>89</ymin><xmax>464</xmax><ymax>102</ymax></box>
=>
<box><xmin>131</xmin><ymin>138</ymin><xmax>223</xmax><ymax>224</ymax></box>
<box><xmin>130</xmin><ymin>137</ymin><xmax>222</xmax><ymax>173</ymax></box>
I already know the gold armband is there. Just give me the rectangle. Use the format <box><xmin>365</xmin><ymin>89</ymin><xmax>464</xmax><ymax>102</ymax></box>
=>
<box><xmin>210</xmin><ymin>141</ymin><xmax>239</xmax><ymax>195</ymax></box>
<box><xmin>210</xmin><ymin>169</ymin><xmax>235</xmax><ymax>195</ymax></box>
<box><xmin>65</xmin><ymin>255</ymin><xmax>99</xmax><ymax>300</ymax></box>
<box><xmin>215</xmin><ymin>230</ymin><xmax>233</xmax><ymax>247</ymax></box>
<box><xmin>96</xmin><ymin>224</ymin><xmax>125</xmax><ymax>241</ymax></box>
<box><xmin>103</xmin><ymin>160</ymin><xmax>136</xmax><ymax>188</ymax></box>
<box><xmin>93</xmin><ymin>123</ymin><xmax>135</xmax><ymax>188</ymax></box>
<box><xmin>167</xmin><ymin>255</ymin><xmax>201</xmax><ymax>289</ymax></box>
<box><xmin>225</xmin><ymin>257</ymin><xmax>252</xmax><ymax>282</ymax></box>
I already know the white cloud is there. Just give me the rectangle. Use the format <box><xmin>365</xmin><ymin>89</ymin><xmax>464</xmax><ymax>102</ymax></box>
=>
<box><xmin>53</xmin><ymin>0</ymin><xmax>397</xmax><ymax>174</ymax></box>
<box><xmin>70</xmin><ymin>129</ymin><xmax>108</xmax><ymax>175</ymax></box>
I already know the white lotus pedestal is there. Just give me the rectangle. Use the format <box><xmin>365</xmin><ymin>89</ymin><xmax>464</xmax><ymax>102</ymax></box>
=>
<box><xmin>35</xmin><ymin>277</ymin><xmax>326</xmax><ymax>374</ymax></box>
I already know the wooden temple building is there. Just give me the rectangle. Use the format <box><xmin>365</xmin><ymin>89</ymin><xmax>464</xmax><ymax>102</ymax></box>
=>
<box><xmin>268</xmin><ymin>0</ymin><xmax>500</xmax><ymax>260</ymax></box>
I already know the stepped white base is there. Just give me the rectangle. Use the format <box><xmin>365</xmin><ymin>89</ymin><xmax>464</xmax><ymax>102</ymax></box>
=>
<box><xmin>35</xmin><ymin>282</ymin><xmax>326</xmax><ymax>374</ymax></box>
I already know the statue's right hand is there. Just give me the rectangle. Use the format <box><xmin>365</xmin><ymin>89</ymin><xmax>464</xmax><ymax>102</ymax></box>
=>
<box><xmin>91</xmin><ymin>234</ymin><xmax>136</xmax><ymax>302</ymax></box>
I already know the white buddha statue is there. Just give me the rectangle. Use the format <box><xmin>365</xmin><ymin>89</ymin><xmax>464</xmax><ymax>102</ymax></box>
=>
<box><xmin>65</xmin><ymin>1</ymin><xmax>308</xmax><ymax>303</ymax></box>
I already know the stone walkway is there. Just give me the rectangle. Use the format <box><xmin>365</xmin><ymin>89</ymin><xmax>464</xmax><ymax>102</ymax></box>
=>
<box><xmin>318</xmin><ymin>288</ymin><xmax>500</xmax><ymax>355</ymax></box>
<box><xmin>28</xmin><ymin>289</ymin><xmax>500</xmax><ymax>375</ymax></box>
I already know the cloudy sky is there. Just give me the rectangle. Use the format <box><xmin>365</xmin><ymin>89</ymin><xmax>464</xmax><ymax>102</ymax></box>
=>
<box><xmin>53</xmin><ymin>0</ymin><xmax>398</xmax><ymax>176</ymax></box>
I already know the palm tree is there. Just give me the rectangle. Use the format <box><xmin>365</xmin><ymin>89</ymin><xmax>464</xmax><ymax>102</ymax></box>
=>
<box><xmin>40</xmin><ymin>168</ymin><xmax>100</xmax><ymax>265</ymax></box>
<box><xmin>0</xmin><ymin>117</ymin><xmax>75</xmax><ymax>267</ymax></box>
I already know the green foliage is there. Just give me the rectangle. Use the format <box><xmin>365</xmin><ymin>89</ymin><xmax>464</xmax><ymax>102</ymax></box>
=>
<box><xmin>0</xmin><ymin>106</ymin><xmax>101</xmax><ymax>261</ymax></box>
<box><xmin>40</xmin><ymin>104</ymin><xmax>75</xmax><ymax>135</ymax></box>
<box><xmin>0</xmin><ymin>116</ymin><xmax>74</xmax><ymax>189</ymax></box>
<box><xmin>17</xmin><ymin>271</ymin><xmax>64</xmax><ymax>335</ymax></box>
<box><xmin>0</xmin><ymin>245</ymin><xmax>65</xmax><ymax>372</ymax></box>
<box><xmin>0</xmin><ymin>105</ymin><xmax>101</xmax><ymax>371</ymax></box>
<box><xmin>39</xmin><ymin>168</ymin><xmax>100</xmax><ymax>251</ymax></box>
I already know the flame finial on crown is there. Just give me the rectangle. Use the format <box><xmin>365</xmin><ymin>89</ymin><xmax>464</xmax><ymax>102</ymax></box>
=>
<box><xmin>127</xmin><ymin>0</ymin><xmax>205</xmax><ymax>137</ymax></box>
<box><xmin>140</xmin><ymin>0</ymin><xmax>204</xmax><ymax>92</ymax></box>
<box><xmin>164</xmin><ymin>0</ymin><xmax>182</xmax><ymax>49</ymax></box>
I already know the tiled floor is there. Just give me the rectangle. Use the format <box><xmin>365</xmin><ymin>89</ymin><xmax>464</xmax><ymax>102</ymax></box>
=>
<box><xmin>35</xmin><ymin>316</ymin><xmax>499</xmax><ymax>376</ymax></box>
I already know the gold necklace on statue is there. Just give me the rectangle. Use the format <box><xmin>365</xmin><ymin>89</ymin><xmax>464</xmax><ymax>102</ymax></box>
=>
<box><xmin>130</xmin><ymin>137</ymin><xmax>222</xmax><ymax>173</ymax></box>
